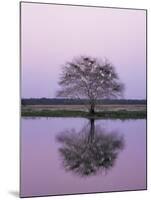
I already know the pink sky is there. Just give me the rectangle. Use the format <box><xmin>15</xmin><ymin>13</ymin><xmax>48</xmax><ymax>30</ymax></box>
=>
<box><xmin>21</xmin><ymin>2</ymin><xmax>146</xmax><ymax>99</ymax></box>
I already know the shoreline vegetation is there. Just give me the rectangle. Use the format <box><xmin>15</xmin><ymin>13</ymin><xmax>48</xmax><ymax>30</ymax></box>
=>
<box><xmin>22</xmin><ymin>109</ymin><xmax>146</xmax><ymax>119</ymax></box>
<box><xmin>21</xmin><ymin>99</ymin><xmax>146</xmax><ymax>119</ymax></box>
<box><xmin>21</xmin><ymin>105</ymin><xmax>146</xmax><ymax>119</ymax></box>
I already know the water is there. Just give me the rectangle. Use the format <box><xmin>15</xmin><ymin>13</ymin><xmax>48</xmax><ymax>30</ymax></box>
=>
<box><xmin>21</xmin><ymin>117</ymin><xmax>146</xmax><ymax>197</ymax></box>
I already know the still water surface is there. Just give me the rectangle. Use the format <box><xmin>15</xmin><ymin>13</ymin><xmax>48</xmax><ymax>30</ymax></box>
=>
<box><xmin>21</xmin><ymin>118</ymin><xmax>146</xmax><ymax>197</ymax></box>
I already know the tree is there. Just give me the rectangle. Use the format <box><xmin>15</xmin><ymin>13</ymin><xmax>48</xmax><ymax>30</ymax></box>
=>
<box><xmin>56</xmin><ymin>56</ymin><xmax>124</xmax><ymax>114</ymax></box>
<box><xmin>56</xmin><ymin>119</ymin><xmax>124</xmax><ymax>176</ymax></box>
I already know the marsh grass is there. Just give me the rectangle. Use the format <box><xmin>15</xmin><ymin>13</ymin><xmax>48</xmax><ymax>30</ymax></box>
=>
<box><xmin>21</xmin><ymin>109</ymin><xmax>146</xmax><ymax>119</ymax></box>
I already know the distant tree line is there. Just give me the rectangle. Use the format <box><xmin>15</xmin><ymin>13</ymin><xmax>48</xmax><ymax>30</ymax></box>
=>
<box><xmin>21</xmin><ymin>98</ymin><xmax>146</xmax><ymax>106</ymax></box>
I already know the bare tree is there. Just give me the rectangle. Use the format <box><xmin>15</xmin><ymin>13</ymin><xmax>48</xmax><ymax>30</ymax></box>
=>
<box><xmin>57</xmin><ymin>56</ymin><xmax>124</xmax><ymax>114</ymax></box>
<box><xmin>56</xmin><ymin>119</ymin><xmax>124</xmax><ymax>176</ymax></box>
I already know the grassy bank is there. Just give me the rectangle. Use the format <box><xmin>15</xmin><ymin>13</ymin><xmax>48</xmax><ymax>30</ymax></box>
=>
<box><xmin>21</xmin><ymin>109</ymin><xmax>146</xmax><ymax>119</ymax></box>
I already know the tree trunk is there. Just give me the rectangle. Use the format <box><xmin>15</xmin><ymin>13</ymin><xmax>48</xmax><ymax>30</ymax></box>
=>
<box><xmin>88</xmin><ymin>119</ymin><xmax>95</xmax><ymax>143</ymax></box>
<box><xmin>90</xmin><ymin>103</ymin><xmax>95</xmax><ymax>114</ymax></box>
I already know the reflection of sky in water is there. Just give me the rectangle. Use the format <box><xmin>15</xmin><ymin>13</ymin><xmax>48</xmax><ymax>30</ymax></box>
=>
<box><xmin>21</xmin><ymin>118</ymin><xmax>146</xmax><ymax>197</ymax></box>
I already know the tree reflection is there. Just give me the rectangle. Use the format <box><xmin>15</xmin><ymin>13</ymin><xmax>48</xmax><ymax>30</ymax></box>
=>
<box><xmin>56</xmin><ymin>119</ymin><xmax>124</xmax><ymax>176</ymax></box>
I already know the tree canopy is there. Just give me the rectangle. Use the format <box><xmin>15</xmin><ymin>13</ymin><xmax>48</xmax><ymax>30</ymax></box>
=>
<box><xmin>57</xmin><ymin>56</ymin><xmax>124</xmax><ymax>113</ymax></box>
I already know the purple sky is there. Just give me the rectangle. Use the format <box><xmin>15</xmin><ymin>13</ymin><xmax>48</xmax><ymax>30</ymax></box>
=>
<box><xmin>21</xmin><ymin>3</ymin><xmax>146</xmax><ymax>99</ymax></box>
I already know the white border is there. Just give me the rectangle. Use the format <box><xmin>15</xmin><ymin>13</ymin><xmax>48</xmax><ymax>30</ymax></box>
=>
<box><xmin>0</xmin><ymin>0</ymin><xmax>150</xmax><ymax>199</ymax></box>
